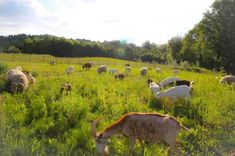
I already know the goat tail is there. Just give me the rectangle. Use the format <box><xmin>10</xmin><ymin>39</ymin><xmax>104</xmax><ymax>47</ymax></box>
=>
<box><xmin>180</xmin><ymin>124</ymin><xmax>191</xmax><ymax>132</ymax></box>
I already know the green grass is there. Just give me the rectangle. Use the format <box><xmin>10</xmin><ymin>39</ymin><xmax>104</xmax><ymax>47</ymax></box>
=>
<box><xmin>0</xmin><ymin>53</ymin><xmax>234</xmax><ymax>156</ymax></box>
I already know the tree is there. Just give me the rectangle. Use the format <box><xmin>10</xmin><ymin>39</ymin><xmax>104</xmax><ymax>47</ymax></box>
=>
<box><xmin>167</xmin><ymin>36</ymin><xmax>183</xmax><ymax>63</ymax></box>
<box><xmin>181</xmin><ymin>0</ymin><xmax>235</xmax><ymax>72</ymax></box>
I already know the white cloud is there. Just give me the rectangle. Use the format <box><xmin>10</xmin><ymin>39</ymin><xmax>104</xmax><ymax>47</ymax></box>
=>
<box><xmin>0</xmin><ymin>0</ymin><xmax>214</xmax><ymax>45</ymax></box>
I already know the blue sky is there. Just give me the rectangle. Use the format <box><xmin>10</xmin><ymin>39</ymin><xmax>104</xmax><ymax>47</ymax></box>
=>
<box><xmin>0</xmin><ymin>0</ymin><xmax>214</xmax><ymax>45</ymax></box>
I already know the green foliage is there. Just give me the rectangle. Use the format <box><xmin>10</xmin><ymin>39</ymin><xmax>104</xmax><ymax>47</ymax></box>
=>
<box><xmin>180</xmin><ymin>0</ymin><xmax>235</xmax><ymax>73</ymax></box>
<box><xmin>0</xmin><ymin>56</ymin><xmax>234</xmax><ymax>155</ymax></box>
<box><xmin>167</xmin><ymin>36</ymin><xmax>183</xmax><ymax>63</ymax></box>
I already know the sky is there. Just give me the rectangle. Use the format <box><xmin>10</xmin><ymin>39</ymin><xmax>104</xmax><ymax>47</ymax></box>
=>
<box><xmin>0</xmin><ymin>0</ymin><xmax>214</xmax><ymax>45</ymax></box>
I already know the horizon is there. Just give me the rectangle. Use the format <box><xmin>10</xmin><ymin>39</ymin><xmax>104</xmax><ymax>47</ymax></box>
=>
<box><xmin>0</xmin><ymin>0</ymin><xmax>214</xmax><ymax>45</ymax></box>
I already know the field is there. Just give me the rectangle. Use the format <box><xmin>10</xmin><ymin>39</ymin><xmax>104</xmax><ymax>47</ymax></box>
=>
<box><xmin>0</xmin><ymin>53</ymin><xmax>235</xmax><ymax>156</ymax></box>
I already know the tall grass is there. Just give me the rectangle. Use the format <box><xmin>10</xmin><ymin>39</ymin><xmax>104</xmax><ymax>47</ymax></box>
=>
<box><xmin>0</xmin><ymin>53</ymin><xmax>234</xmax><ymax>155</ymax></box>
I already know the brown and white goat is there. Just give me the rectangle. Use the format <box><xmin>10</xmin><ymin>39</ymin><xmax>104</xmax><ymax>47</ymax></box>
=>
<box><xmin>83</xmin><ymin>62</ymin><xmax>93</xmax><ymax>70</ymax></box>
<box><xmin>60</xmin><ymin>82</ymin><xmax>72</xmax><ymax>95</ymax></box>
<box><xmin>175</xmin><ymin>80</ymin><xmax>194</xmax><ymax>87</ymax></box>
<box><xmin>91</xmin><ymin>112</ymin><xmax>189</xmax><ymax>156</ymax></box>
<box><xmin>115</xmin><ymin>73</ymin><xmax>125</xmax><ymax>80</ymax></box>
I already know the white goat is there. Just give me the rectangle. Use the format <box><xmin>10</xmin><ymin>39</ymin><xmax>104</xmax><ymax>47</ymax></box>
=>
<box><xmin>108</xmin><ymin>69</ymin><xmax>118</xmax><ymax>74</ymax></box>
<box><xmin>97</xmin><ymin>65</ymin><xmax>107</xmax><ymax>74</ymax></box>
<box><xmin>172</xmin><ymin>69</ymin><xmax>180</xmax><ymax>75</ymax></box>
<box><xmin>155</xmin><ymin>85</ymin><xmax>191</xmax><ymax>103</ymax></box>
<box><xmin>125</xmin><ymin>66</ymin><xmax>131</xmax><ymax>72</ymax></box>
<box><xmin>156</xmin><ymin>67</ymin><xmax>161</xmax><ymax>73</ymax></box>
<box><xmin>149</xmin><ymin>82</ymin><xmax>161</xmax><ymax>93</ymax></box>
<box><xmin>220</xmin><ymin>75</ymin><xmax>235</xmax><ymax>85</ymax></box>
<box><xmin>65</xmin><ymin>65</ymin><xmax>74</xmax><ymax>74</ymax></box>
<box><xmin>15</xmin><ymin>66</ymin><xmax>22</xmax><ymax>71</ymax></box>
<box><xmin>140</xmin><ymin>67</ymin><xmax>148</xmax><ymax>76</ymax></box>
<box><xmin>29</xmin><ymin>76</ymin><xmax>36</xmax><ymax>85</ymax></box>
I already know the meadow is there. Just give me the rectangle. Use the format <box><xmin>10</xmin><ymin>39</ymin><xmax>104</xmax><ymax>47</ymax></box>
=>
<box><xmin>0</xmin><ymin>53</ymin><xmax>234</xmax><ymax>156</ymax></box>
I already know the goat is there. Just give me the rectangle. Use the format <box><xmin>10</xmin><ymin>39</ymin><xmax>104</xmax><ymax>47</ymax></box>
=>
<box><xmin>60</xmin><ymin>82</ymin><xmax>72</xmax><ymax>95</ymax></box>
<box><xmin>146</xmin><ymin>78</ymin><xmax>153</xmax><ymax>85</ymax></box>
<box><xmin>15</xmin><ymin>66</ymin><xmax>22</xmax><ymax>71</ymax></box>
<box><xmin>22</xmin><ymin>70</ymin><xmax>36</xmax><ymax>85</ymax></box>
<box><xmin>155</xmin><ymin>85</ymin><xmax>192</xmax><ymax>103</ymax></box>
<box><xmin>115</xmin><ymin>73</ymin><xmax>125</xmax><ymax>80</ymax></box>
<box><xmin>49</xmin><ymin>60</ymin><xmax>55</xmax><ymax>65</ymax></box>
<box><xmin>108</xmin><ymin>69</ymin><xmax>118</xmax><ymax>74</ymax></box>
<box><xmin>97</xmin><ymin>65</ymin><xmax>107</xmax><ymax>74</ymax></box>
<box><xmin>6</xmin><ymin>69</ymin><xmax>29</xmax><ymax>93</ymax></box>
<box><xmin>83</xmin><ymin>62</ymin><xmax>92</xmax><ymax>70</ymax></box>
<box><xmin>91</xmin><ymin>112</ymin><xmax>189</xmax><ymax>156</ymax></box>
<box><xmin>175</xmin><ymin>80</ymin><xmax>194</xmax><ymax>87</ymax></box>
<box><xmin>156</xmin><ymin>67</ymin><xmax>161</xmax><ymax>73</ymax></box>
<box><xmin>146</xmin><ymin>78</ymin><xmax>161</xmax><ymax>93</ymax></box>
<box><xmin>159</xmin><ymin>77</ymin><xmax>181</xmax><ymax>87</ymax></box>
<box><xmin>125</xmin><ymin>66</ymin><xmax>131</xmax><ymax>72</ymax></box>
<box><xmin>140</xmin><ymin>67</ymin><xmax>148</xmax><ymax>76</ymax></box>
<box><xmin>220</xmin><ymin>75</ymin><xmax>235</xmax><ymax>85</ymax></box>
<box><xmin>65</xmin><ymin>65</ymin><xmax>74</xmax><ymax>74</ymax></box>
<box><xmin>172</xmin><ymin>69</ymin><xmax>180</xmax><ymax>75</ymax></box>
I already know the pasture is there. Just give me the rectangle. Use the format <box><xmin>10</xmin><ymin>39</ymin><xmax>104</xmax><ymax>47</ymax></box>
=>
<box><xmin>0</xmin><ymin>53</ymin><xmax>234</xmax><ymax>156</ymax></box>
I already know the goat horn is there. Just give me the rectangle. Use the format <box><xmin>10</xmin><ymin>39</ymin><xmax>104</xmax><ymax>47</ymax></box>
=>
<box><xmin>91</xmin><ymin>118</ymin><xmax>102</xmax><ymax>138</ymax></box>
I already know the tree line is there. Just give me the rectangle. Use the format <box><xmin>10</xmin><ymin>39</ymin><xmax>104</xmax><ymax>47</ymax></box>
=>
<box><xmin>0</xmin><ymin>0</ymin><xmax>234</xmax><ymax>73</ymax></box>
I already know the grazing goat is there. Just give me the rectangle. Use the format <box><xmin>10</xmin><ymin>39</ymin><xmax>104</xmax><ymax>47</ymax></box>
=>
<box><xmin>159</xmin><ymin>77</ymin><xmax>181</xmax><ymax>87</ymax></box>
<box><xmin>155</xmin><ymin>85</ymin><xmax>192</xmax><ymax>103</ymax></box>
<box><xmin>22</xmin><ymin>70</ymin><xmax>36</xmax><ymax>85</ymax></box>
<box><xmin>28</xmin><ymin>76</ymin><xmax>36</xmax><ymax>85</ymax></box>
<box><xmin>140</xmin><ymin>67</ymin><xmax>148</xmax><ymax>76</ymax></box>
<box><xmin>97</xmin><ymin>65</ymin><xmax>107</xmax><ymax>74</ymax></box>
<box><xmin>83</xmin><ymin>62</ymin><xmax>92</xmax><ymax>70</ymax></box>
<box><xmin>15</xmin><ymin>66</ymin><xmax>22</xmax><ymax>71</ymax></box>
<box><xmin>91</xmin><ymin>112</ymin><xmax>189</xmax><ymax>156</ymax></box>
<box><xmin>108</xmin><ymin>69</ymin><xmax>118</xmax><ymax>74</ymax></box>
<box><xmin>146</xmin><ymin>78</ymin><xmax>161</xmax><ymax>93</ymax></box>
<box><xmin>172</xmin><ymin>69</ymin><xmax>180</xmax><ymax>75</ymax></box>
<box><xmin>146</xmin><ymin>78</ymin><xmax>153</xmax><ymax>85</ymax></box>
<box><xmin>60</xmin><ymin>82</ymin><xmax>72</xmax><ymax>95</ymax></box>
<box><xmin>6</xmin><ymin>69</ymin><xmax>29</xmax><ymax>93</ymax></box>
<box><xmin>49</xmin><ymin>60</ymin><xmax>55</xmax><ymax>65</ymax></box>
<box><xmin>175</xmin><ymin>80</ymin><xmax>194</xmax><ymax>87</ymax></box>
<box><xmin>156</xmin><ymin>67</ymin><xmax>161</xmax><ymax>73</ymax></box>
<box><xmin>65</xmin><ymin>65</ymin><xmax>74</xmax><ymax>74</ymax></box>
<box><xmin>220</xmin><ymin>75</ymin><xmax>235</xmax><ymax>85</ymax></box>
<box><xmin>115</xmin><ymin>73</ymin><xmax>125</xmax><ymax>80</ymax></box>
<box><xmin>125</xmin><ymin>66</ymin><xmax>131</xmax><ymax>72</ymax></box>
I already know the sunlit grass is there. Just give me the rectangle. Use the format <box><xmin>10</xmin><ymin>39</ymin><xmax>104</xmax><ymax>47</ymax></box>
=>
<box><xmin>0</xmin><ymin>53</ymin><xmax>234</xmax><ymax>155</ymax></box>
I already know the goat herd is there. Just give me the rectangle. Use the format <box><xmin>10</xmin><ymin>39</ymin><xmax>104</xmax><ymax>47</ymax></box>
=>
<box><xmin>4</xmin><ymin>62</ymin><xmax>235</xmax><ymax>156</ymax></box>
